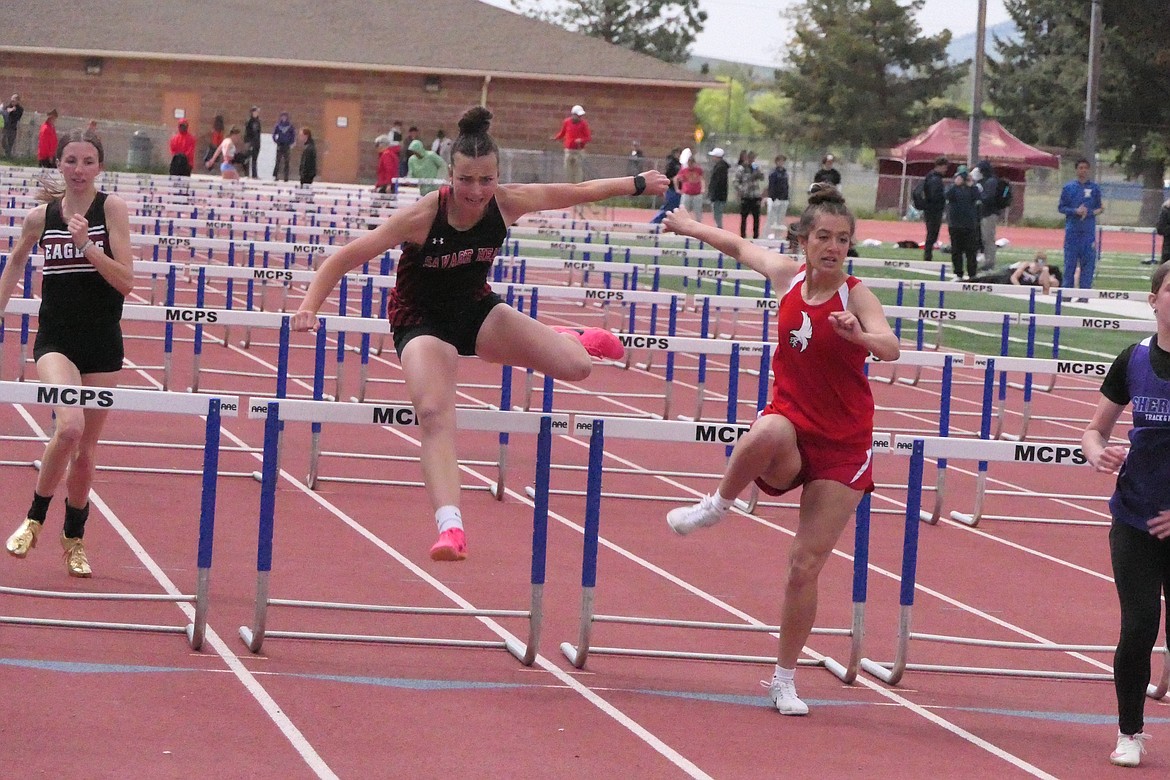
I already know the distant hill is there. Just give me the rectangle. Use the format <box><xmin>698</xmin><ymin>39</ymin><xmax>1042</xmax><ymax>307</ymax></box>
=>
<box><xmin>947</xmin><ymin>20</ymin><xmax>1018</xmax><ymax>64</ymax></box>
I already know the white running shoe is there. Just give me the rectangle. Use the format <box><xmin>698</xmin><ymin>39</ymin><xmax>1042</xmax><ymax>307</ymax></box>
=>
<box><xmin>666</xmin><ymin>495</ymin><xmax>726</xmax><ymax>536</ymax></box>
<box><xmin>763</xmin><ymin>676</ymin><xmax>809</xmax><ymax>716</ymax></box>
<box><xmin>1109</xmin><ymin>732</ymin><xmax>1149</xmax><ymax>767</ymax></box>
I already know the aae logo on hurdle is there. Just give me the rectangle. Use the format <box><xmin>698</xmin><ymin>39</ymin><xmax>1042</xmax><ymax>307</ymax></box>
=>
<box><xmin>36</xmin><ymin>386</ymin><xmax>114</xmax><ymax>408</ymax></box>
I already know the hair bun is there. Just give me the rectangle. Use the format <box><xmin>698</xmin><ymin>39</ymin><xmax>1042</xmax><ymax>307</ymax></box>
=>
<box><xmin>807</xmin><ymin>182</ymin><xmax>846</xmax><ymax>207</ymax></box>
<box><xmin>458</xmin><ymin>106</ymin><xmax>493</xmax><ymax>136</ymax></box>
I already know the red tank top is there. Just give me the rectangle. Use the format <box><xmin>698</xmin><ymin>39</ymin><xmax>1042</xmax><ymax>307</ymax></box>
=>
<box><xmin>765</xmin><ymin>268</ymin><xmax>873</xmax><ymax>448</ymax></box>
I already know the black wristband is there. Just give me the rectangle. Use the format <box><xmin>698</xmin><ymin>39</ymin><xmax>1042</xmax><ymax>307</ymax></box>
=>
<box><xmin>633</xmin><ymin>174</ymin><xmax>646</xmax><ymax>196</ymax></box>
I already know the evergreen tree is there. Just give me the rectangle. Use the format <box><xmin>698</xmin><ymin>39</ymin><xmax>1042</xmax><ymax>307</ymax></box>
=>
<box><xmin>991</xmin><ymin>0</ymin><xmax>1170</xmax><ymax>222</ymax></box>
<box><xmin>511</xmin><ymin>0</ymin><xmax>706</xmax><ymax>64</ymax></box>
<box><xmin>772</xmin><ymin>0</ymin><xmax>962</xmax><ymax>150</ymax></box>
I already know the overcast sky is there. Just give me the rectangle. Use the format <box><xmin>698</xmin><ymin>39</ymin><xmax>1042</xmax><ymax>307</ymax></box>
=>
<box><xmin>479</xmin><ymin>0</ymin><xmax>1010</xmax><ymax>68</ymax></box>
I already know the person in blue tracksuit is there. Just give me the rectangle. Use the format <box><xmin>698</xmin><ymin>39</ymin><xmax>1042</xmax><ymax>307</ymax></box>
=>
<box><xmin>1058</xmin><ymin>158</ymin><xmax>1104</xmax><ymax>291</ymax></box>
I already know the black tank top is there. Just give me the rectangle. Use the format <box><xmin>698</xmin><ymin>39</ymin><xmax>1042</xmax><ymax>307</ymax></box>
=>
<box><xmin>38</xmin><ymin>191</ymin><xmax>124</xmax><ymax>327</ymax></box>
<box><xmin>387</xmin><ymin>186</ymin><xmax>507</xmax><ymax>327</ymax></box>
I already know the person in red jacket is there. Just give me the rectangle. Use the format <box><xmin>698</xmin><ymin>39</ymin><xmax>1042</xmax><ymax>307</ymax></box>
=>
<box><xmin>168</xmin><ymin>120</ymin><xmax>196</xmax><ymax>176</ymax></box>
<box><xmin>553</xmin><ymin>104</ymin><xmax>591</xmax><ymax>183</ymax></box>
<box><xmin>375</xmin><ymin>136</ymin><xmax>401</xmax><ymax>194</ymax></box>
<box><xmin>37</xmin><ymin>108</ymin><xmax>58</xmax><ymax>168</ymax></box>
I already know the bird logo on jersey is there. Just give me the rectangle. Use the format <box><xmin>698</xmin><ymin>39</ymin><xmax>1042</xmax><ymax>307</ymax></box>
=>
<box><xmin>789</xmin><ymin>311</ymin><xmax>812</xmax><ymax>352</ymax></box>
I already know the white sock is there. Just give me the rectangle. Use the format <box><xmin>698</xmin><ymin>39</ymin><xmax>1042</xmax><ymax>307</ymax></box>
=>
<box><xmin>711</xmin><ymin>492</ymin><xmax>735</xmax><ymax>512</ymax></box>
<box><xmin>773</xmin><ymin>665</ymin><xmax>795</xmax><ymax>682</ymax></box>
<box><xmin>435</xmin><ymin>505</ymin><xmax>463</xmax><ymax>534</ymax></box>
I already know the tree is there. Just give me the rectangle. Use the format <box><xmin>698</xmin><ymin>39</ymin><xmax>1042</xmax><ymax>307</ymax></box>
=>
<box><xmin>990</xmin><ymin>0</ymin><xmax>1170</xmax><ymax>222</ymax></box>
<box><xmin>694</xmin><ymin>66</ymin><xmax>772</xmax><ymax>139</ymax></box>
<box><xmin>770</xmin><ymin>0</ymin><xmax>963</xmax><ymax>151</ymax></box>
<box><xmin>511</xmin><ymin>0</ymin><xmax>706</xmax><ymax>64</ymax></box>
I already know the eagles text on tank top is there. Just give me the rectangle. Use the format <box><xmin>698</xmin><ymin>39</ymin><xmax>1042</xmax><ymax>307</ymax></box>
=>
<box><xmin>38</xmin><ymin>192</ymin><xmax>124</xmax><ymax>326</ymax></box>
<box><xmin>769</xmin><ymin>268</ymin><xmax>873</xmax><ymax>447</ymax></box>
<box><xmin>1110</xmin><ymin>338</ymin><xmax>1170</xmax><ymax>530</ymax></box>
<box><xmin>387</xmin><ymin>186</ymin><xmax>507</xmax><ymax>327</ymax></box>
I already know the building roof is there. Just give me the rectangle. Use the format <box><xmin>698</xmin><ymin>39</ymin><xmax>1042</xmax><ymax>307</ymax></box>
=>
<box><xmin>1</xmin><ymin>0</ymin><xmax>714</xmax><ymax>87</ymax></box>
<box><xmin>882</xmin><ymin>118</ymin><xmax>1061</xmax><ymax>169</ymax></box>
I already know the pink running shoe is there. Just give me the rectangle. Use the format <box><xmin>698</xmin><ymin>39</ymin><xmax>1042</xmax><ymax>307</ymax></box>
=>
<box><xmin>553</xmin><ymin>326</ymin><xmax>624</xmax><ymax>360</ymax></box>
<box><xmin>429</xmin><ymin>528</ymin><xmax>468</xmax><ymax>561</ymax></box>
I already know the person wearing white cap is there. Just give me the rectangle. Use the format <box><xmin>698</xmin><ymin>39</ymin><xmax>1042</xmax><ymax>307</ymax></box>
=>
<box><xmin>553</xmin><ymin>104</ymin><xmax>591</xmax><ymax>184</ymax></box>
<box><xmin>707</xmin><ymin>148</ymin><xmax>730</xmax><ymax>228</ymax></box>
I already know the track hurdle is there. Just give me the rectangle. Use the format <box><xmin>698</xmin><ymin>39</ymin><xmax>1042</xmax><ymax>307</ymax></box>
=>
<box><xmin>861</xmin><ymin>435</ymin><xmax>1170</xmax><ymax>697</ymax></box>
<box><xmin>0</xmin><ymin>382</ymin><xmax>236</xmax><ymax>649</ymax></box>
<box><xmin>557</xmin><ymin>415</ymin><xmax>871</xmax><ymax>684</ymax></box>
<box><xmin>971</xmin><ymin>354</ymin><xmax>1111</xmax><ymax>442</ymax></box>
<box><xmin>238</xmin><ymin>398</ymin><xmax>565</xmax><ymax>664</ymax></box>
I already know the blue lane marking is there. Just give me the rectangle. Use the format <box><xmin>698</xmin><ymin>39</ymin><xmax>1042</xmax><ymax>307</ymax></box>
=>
<box><xmin>0</xmin><ymin>658</ymin><xmax>192</xmax><ymax>674</ymax></box>
<box><xmin>7</xmin><ymin>656</ymin><xmax>1168</xmax><ymax>727</ymax></box>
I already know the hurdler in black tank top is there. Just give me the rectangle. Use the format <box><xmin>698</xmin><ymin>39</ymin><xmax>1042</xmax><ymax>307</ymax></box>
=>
<box><xmin>387</xmin><ymin>186</ymin><xmax>507</xmax><ymax>328</ymax></box>
<box><xmin>38</xmin><ymin>191</ymin><xmax>125</xmax><ymax>328</ymax></box>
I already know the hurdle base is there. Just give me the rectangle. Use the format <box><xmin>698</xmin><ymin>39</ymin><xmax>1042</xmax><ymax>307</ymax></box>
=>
<box><xmin>239</xmin><ymin>626</ymin><xmax>264</xmax><ymax>653</ymax></box>
<box><xmin>949</xmin><ymin>510</ymin><xmax>978</xmax><ymax>527</ymax></box>
<box><xmin>859</xmin><ymin>658</ymin><xmax>900</xmax><ymax>684</ymax></box>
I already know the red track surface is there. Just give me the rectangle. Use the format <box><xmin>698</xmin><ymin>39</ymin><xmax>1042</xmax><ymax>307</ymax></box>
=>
<box><xmin>1</xmin><ymin>209</ymin><xmax>1167</xmax><ymax>779</ymax></box>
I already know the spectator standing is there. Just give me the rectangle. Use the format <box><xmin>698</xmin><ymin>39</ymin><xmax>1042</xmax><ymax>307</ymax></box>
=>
<box><xmin>765</xmin><ymin>154</ymin><xmax>790</xmax><ymax>238</ymax></box>
<box><xmin>972</xmin><ymin>159</ymin><xmax>1002</xmax><ymax>270</ymax></box>
<box><xmin>168</xmin><ymin>120</ymin><xmax>196</xmax><ymax>176</ymax></box>
<box><xmin>553</xmin><ymin>105</ymin><xmax>591</xmax><ymax>184</ymax></box>
<box><xmin>272</xmin><ymin>112</ymin><xmax>296</xmax><ymax>182</ymax></box>
<box><xmin>374</xmin><ymin>137</ymin><xmax>400</xmax><ymax>194</ymax></box>
<box><xmin>1059</xmin><ymin>158</ymin><xmax>1105</xmax><ymax>291</ymax></box>
<box><xmin>433</xmin><ymin>129</ymin><xmax>454</xmax><ymax>167</ymax></box>
<box><xmin>243</xmin><ymin>106</ymin><xmax>262</xmax><ymax>178</ymax></box>
<box><xmin>649</xmin><ymin>147</ymin><xmax>683</xmax><ymax>224</ymax></box>
<box><xmin>37</xmin><ymin>109</ymin><xmax>59</xmax><ymax>168</ymax></box>
<box><xmin>676</xmin><ymin>153</ymin><xmax>705</xmax><ymax>222</ymax></box>
<box><xmin>1155</xmin><ymin>197</ymin><xmax>1170</xmax><ymax>265</ymax></box>
<box><xmin>707</xmin><ymin>148</ymin><xmax>729</xmax><ymax>229</ymax></box>
<box><xmin>1080</xmin><ymin>262</ymin><xmax>1170</xmax><ymax>769</ymax></box>
<box><xmin>945</xmin><ymin>166</ymin><xmax>980</xmax><ymax>280</ymax></box>
<box><xmin>298</xmin><ymin>127</ymin><xmax>317</xmax><ymax>186</ymax></box>
<box><xmin>399</xmin><ymin>126</ymin><xmax>419</xmax><ymax>178</ymax></box>
<box><xmin>388</xmin><ymin>120</ymin><xmax>404</xmax><ymax>148</ymax></box>
<box><xmin>627</xmin><ymin>140</ymin><xmax>645</xmax><ymax>176</ymax></box>
<box><xmin>206</xmin><ymin>115</ymin><xmax>225</xmax><ymax>167</ymax></box>
<box><xmin>812</xmin><ymin>153</ymin><xmax>841</xmax><ymax>187</ymax></box>
<box><xmin>734</xmin><ymin>150</ymin><xmax>765</xmax><ymax>239</ymax></box>
<box><xmin>921</xmin><ymin>156</ymin><xmax>948</xmax><ymax>263</ymax></box>
<box><xmin>406</xmin><ymin>138</ymin><xmax>448</xmax><ymax>196</ymax></box>
<box><xmin>2</xmin><ymin>93</ymin><xmax>24</xmax><ymax>158</ymax></box>
<box><xmin>206</xmin><ymin>127</ymin><xmax>243</xmax><ymax>180</ymax></box>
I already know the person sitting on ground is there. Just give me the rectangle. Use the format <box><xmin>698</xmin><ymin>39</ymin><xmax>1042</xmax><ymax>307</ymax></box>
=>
<box><xmin>971</xmin><ymin>250</ymin><xmax>1063</xmax><ymax>294</ymax></box>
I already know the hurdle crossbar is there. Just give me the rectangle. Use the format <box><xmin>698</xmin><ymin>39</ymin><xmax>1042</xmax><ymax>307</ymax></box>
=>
<box><xmin>238</xmin><ymin>399</ymin><xmax>563</xmax><ymax>665</ymax></box>
<box><xmin>558</xmin><ymin>415</ymin><xmax>869</xmax><ymax>684</ymax></box>
<box><xmin>860</xmin><ymin>436</ymin><xmax>1169</xmax><ymax>699</ymax></box>
<box><xmin>0</xmin><ymin>382</ymin><xmax>236</xmax><ymax>649</ymax></box>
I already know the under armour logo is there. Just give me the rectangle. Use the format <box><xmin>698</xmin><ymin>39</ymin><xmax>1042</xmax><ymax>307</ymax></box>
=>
<box><xmin>433</xmin><ymin>237</ymin><xmax>445</xmax><ymax>245</ymax></box>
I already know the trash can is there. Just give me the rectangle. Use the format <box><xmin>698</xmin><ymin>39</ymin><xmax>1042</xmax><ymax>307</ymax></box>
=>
<box><xmin>127</xmin><ymin>130</ymin><xmax>153</xmax><ymax>169</ymax></box>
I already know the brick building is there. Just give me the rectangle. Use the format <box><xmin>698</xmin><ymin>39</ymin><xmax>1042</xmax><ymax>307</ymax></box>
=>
<box><xmin>0</xmin><ymin>0</ymin><xmax>712</xmax><ymax>183</ymax></box>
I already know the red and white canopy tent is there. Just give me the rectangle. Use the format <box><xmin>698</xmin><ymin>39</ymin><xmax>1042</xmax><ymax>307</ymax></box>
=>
<box><xmin>876</xmin><ymin>118</ymin><xmax>1061</xmax><ymax>222</ymax></box>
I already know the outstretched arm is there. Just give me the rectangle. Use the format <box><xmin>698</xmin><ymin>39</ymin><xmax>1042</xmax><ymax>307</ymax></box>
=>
<box><xmin>495</xmin><ymin>171</ymin><xmax>669</xmax><ymax>223</ymax></box>
<box><xmin>662</xmin><ymin>208</ymin><xmax>796</xmax><ymax>289</ymax></box>
<box><xmin>290</xmin><ymin>195</ymin><xmax>437</xmax><ymax>330</ymax></box>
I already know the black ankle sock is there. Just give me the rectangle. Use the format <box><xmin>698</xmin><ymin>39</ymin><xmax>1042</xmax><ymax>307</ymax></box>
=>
<box><xmin>27</xmin><ymin>492</ymin><xmax>52</xmax><ymax>523</ymax></box>
<box><xmin>63</xmin><ymin>501</ymin><xmax>89</xmax><ymax>540</ymax></box>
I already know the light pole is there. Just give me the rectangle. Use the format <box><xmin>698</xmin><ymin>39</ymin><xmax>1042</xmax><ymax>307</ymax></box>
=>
<box><xmin>1084</xmin><ymin>0</ymin><xmax>1103</xmax><ymax>174</ymax></box>
<box><xmin>968</xmin><ymin>0</ymin><xmax>987</xmax><ymax>168</ymax></box>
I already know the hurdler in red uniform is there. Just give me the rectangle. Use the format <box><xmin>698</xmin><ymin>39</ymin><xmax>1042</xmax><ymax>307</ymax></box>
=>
<box><xmin>661</xmin><ymin>184</ymin><xmax>900</xmax><ymax>717</ymax></box>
